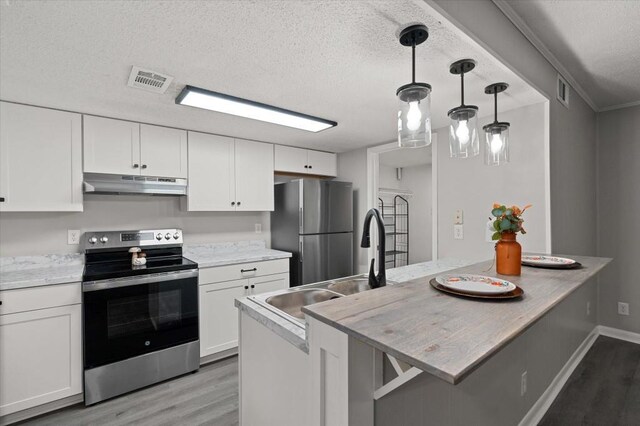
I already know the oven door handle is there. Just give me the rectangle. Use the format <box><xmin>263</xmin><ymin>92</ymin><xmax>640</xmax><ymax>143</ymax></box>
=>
<box><xmin>83</xmin><ymin>269</ymin><xmax>198</xmax><ymax>292</ymax></box>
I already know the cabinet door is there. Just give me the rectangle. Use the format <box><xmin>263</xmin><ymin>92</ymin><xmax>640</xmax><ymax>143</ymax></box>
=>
<box><xmin>274</xmin><ymin>145</ymin><xmax>307</xmax><ymax>174</ymax></box>
<box><xmin>199</xmin><ymin>279</ymin><xmax>248</xmax><ymax>357</ymax></box>
<box><xmin>187</xmin><ymin>132</ymin><xmax>235</xmax><ymax>211</ymax></box>
<box><xmin>83</xmin><ymin>115</ymin><xmax>141</xmax><ymax>175</ymax></box>
<box><xmin>140</xmin><ymin>124</ymin><xmax>188</xmax><ymax>178</ymax></box>
<box><xmin>0</xmin><ymin>304</ymin><xmax>82</xmax><ymax>416</ymax></box>
<box><xmin>307</xmin><ymin>150</ymin><xmax>337</xmax><ymax>177</ymax></box>
<box><xmin>0</xmin><ymin>102</ymin><xmax>82</xmax><ymax>212</ymax></box>
<box><xmin>249</xmin><ymin>273</ymin><xmax>289</xmax><ymax>296</ymax></box>
<box><xmin>234</xmin><ymin>139</ymin><xmax>274</xmax><ymax>211</ymax></box>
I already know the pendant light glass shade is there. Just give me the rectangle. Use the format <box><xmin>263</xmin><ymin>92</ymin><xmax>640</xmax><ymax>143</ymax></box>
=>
<box><xmin>397</xmin><ymin>83</ymin><xmax>432</xmax><ymax>148</ymax></box>
<box><xmin>483</xmin><ymin>122</ymin><xmax>509</xmax><ymax>165</ymax></box>
<box><xmin>483</xmin><ymin>82</ymin><xmax>510</xmax><ymax>166</ymax></box>
<box><xmin>448</xmin><ymin>106</ymin><xmax>479</xmax><ymax>157</ymax></box>
<box><xmin>396</xmin><ymin>24</ymin><xmax>432</xmax><ymax>148</ymax></box>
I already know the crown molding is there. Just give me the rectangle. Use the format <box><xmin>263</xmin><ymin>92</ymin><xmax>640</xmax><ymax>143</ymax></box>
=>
<box><xmin>492</xmin><ymin>0</ymin><xmax>599</xmax><ymax>112</ymax></box>
<box><xmin>599</xmin><ymin>100</ymin><xmax>640</xmax><ymax>112</ymax></box>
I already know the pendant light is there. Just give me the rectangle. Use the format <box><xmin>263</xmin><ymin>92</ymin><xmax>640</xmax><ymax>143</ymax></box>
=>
<box><xmin>483</xmin><ymin>83</ymin><xmax>510</xmax><ymax>166</ymax></box>
<box><xmin>448</xmin><ymin>59</ymin><xmax>479</xmax><ymax>158</ymax></box>
<box><xmin>396</xmin><ymin>24</ymin><xmax>432</xmax><ymax>148</ymax></box>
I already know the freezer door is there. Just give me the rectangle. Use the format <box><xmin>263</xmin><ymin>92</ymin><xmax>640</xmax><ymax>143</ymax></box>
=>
<box><xmin>299</xmin><ymin>232</ymin><xmax>353</xmax><ymax>286</ymax></box>
<box><xmin>301</xmin><ymin>180</ymin><xmax>353</xmax><ymax>234</ymax></box>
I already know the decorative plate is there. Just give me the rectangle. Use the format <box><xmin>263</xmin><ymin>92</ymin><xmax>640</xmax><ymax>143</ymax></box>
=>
<box><xmin>434</xmin><ymin>274</ymin><xmax>516</xmax><ymax>295</ymax></box>
<box><xmin>521</xmin><ymin>255</ymin><xmax>579</xmax><ymax>269</ymax></box>
<box><xmin>429</xmin><ymin>279</ymin><xmax>524</xmax><ymax>300</ymax></box>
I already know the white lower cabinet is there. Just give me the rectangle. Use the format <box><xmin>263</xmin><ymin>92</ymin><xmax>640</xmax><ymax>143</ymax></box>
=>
<box><xmin>198</xmin><ymin>260</ymin><xmax>289</xmax><ymax>359</ymax></box>
<box><xmin>0</xmin><ymin>287</ymin><xmax>82</xmax><ymax>417</ymax></box>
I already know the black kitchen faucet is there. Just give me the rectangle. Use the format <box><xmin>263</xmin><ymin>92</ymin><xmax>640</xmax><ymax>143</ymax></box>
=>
<box><xmin>360</xmin><ymin>208</ymin><xmax>387</xmax><ymax>289</ymax></box>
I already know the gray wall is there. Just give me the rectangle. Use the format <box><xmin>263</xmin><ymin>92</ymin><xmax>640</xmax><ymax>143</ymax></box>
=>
<box><xmin>597</xmin><ymin>105</ymin><xmax>640</xmax><ymax>333</ymax></box>
<box><xmin>0</xmin><ymin>194</ymin><xmax>269</xmax><ymax>256</ymax></box>
<box><xmin>435</xmin><ymin>102</ymin><xmax>548</xmax><ymax>261</ymax></box>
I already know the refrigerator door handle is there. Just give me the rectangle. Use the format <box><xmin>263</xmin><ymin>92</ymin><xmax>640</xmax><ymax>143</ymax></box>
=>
<box><xmin>299</xmin><ymin>208</ymin><xmax>304</xmax><ymax>233</ymax></box>
<box><xmin>299</xmin><ymin>239</ymin><xmax>304</xmax><ymax>262</ymax></box>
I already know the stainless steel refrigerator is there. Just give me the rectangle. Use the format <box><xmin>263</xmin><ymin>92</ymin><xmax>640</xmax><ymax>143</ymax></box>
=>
<box><xmin>271</xmin><ymin>179</ymin><xmax>353</xmax><ymax>287</ymax></box>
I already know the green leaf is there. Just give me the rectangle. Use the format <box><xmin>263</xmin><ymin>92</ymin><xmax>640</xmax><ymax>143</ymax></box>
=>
<box><xmin>505</xmin><ymin>209</ymin><xmax>513</xmax><ymax>216</ymax></box>
<box><xmin>492</xmin><ymin>231</ymin><xmax>501</xmax><ymax>240</ymax></box>
<box><xmin>500</xmin><ymin>220</ymin><xmax>511</xmax><ymax>230</ymax></box>
<box><xmin>493</xmin><ymin>220</ymin><xmax>501</xmax><ymax>231</ymax></box>
<box><xmin>491</xmin><ymin>208</ymin><xmax>503</xmax><ymax>218</ymax></box>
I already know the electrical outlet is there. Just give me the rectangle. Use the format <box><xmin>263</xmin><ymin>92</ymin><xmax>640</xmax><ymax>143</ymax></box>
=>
<box><xmin>618</xmin><ymin>302</ymin><xmax>630</xmax><ymax>316</ymax></box>
<box><xmin>67</xmin><ymin>229</ymin><xmax>81</xmax><ymax>245</ymax></box>
<box><xmin>587</xmin><ymin>301</ymin><xmax>591</xmax><ymax>316</ymax></box>
<box><xmin>521</xmin><ymin>371</ymin><xmax>527</xmax><ymax>396</ymax></box>
<box><xmin>454</xmin><ymin>225</ymin><xmax>464</xmax><ymax>240</ymax></box>
<box><xmin>254</xmin><ymin>223</ymin><xmax>262</xmax><ymax>234</ymax></box>
<box><xmin>454</xmin><ymin>209</ymin><xmax>464</xmax><ymax>224</ymax></box>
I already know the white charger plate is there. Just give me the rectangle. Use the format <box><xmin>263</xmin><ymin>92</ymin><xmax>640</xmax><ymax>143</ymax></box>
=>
<box><xmin>435</xmin><ymin>274</ymin><xmax>516</xmax><ymax>295</ymax></box>
<box><xmin>521</xmin><ymin>255</ymin><xmax>576</xmax><ymax>267</ymax></box>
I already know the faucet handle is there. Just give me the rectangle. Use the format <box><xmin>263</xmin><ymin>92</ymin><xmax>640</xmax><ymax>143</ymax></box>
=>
<box><xmin>368</xmin><ymin>258</ymin><xmax>378</xmax><ymax>288</ymax></box>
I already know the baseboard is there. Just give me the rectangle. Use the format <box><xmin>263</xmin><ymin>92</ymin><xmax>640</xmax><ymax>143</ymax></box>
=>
<box><xmin>518</xmin><ymin>327</ymin><xmax>599</xmax><ymax>426</ymax></box>
<box><xmin>597</xmin><ymin>325</ymin><xmax>640</xmax><ymax>344</ymax></box>
<box><xmin>200</xmin><ymin>347</ymin><xmax>238</xmax><ymax>366</ymax></box>
<box><xmin>0</xmin><ymin>394</ymin><xmax>83</xmax><ymax>426</ymax></box>
<box><xmin>520</xmin><ymin>325</ymin><xmax>640</xmax><ymax>426</ymax></box>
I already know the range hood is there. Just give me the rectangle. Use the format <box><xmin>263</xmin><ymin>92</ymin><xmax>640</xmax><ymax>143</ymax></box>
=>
<box><xmin>83</xmin><ymin>173</ymin><xmax>187</xmax><ymax>196</ymax></box>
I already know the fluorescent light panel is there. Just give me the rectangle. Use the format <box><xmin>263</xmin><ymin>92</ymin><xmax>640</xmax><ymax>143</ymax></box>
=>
<box><xmin>176</xmin><ymin>86</ymin><xmax>337</xmax><ymax>132</ymax></box>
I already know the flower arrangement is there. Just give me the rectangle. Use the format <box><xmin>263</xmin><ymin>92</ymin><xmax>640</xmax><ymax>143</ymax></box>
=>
<box><xmin>490</xmin><ymin>203</ymin><xmax>531</xmax><ymax>240</ymax></box>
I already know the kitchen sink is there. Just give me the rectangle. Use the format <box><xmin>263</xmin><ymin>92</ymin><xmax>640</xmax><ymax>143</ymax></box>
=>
<box><xmin>265</xmin><ymin>288</ymin><xmax>343</xmax><ymax>321</ymax></box>
<box><xmin>327</xmin><ymin>277</ymin><xmax>373</xmax><ymax>295</ymax></box>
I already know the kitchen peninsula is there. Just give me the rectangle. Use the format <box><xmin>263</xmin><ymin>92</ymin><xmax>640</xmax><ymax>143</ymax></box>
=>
<box><xmin>237</xmin><ymin>255</ymin><xmax>611</xmax><ymax>426</ymax></box>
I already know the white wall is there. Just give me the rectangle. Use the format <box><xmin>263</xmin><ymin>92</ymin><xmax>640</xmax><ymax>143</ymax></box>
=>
<box><xmin>597</xmin><ymin>105</ymin><xmax>640</xmax><ymax>334</ymax></box>
<box><xmin>436</xmin><ymin>102</ymin><xmax>547</xmax><ymax>261</ymax></box>
<box><xmin>378</xmin><ymin>163</ymin><xmax>433</xmax><ymax>264</ymax></box>
<box><xmin>0</xmin><ymin>194</ymin><xmax>269</xmax><ymax>256</ymax></box>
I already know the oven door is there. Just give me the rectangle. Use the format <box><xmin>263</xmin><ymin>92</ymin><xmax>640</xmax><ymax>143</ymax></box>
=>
<box><xmin>83</xmin><ymin>269</ymin><xmax>198</xmax><ymax>369</ymax></box>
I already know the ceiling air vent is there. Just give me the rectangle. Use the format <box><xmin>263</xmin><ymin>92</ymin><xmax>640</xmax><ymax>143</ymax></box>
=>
<box><xmin>127</xmin><ymin>66</ymin><xmax>174</xmax><ymax>94</ymax></box>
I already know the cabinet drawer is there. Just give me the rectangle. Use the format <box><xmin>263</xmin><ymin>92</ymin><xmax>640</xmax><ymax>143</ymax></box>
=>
<box><xmin>198</xmin><ymin>259</ymin><xmax>289</xmax><ymax>286</ymax></box>
<box><xmin>0</xmin><ymin>283</ymin><xmax>81</xmax><ymax>316</ymax></box>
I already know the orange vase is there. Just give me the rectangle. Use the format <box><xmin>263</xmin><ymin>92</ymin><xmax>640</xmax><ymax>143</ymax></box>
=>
<box><xmin>496</xmin><ymin>232</ymin><xmax>522</xmax><ymax>276</ymax></box>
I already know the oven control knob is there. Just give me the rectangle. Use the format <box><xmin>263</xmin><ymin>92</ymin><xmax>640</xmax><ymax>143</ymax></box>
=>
<box><xmin>173</xmin><ymin>232</ymin><xmax>180</xmax><ymax>240</ymax></box>
<box><xmin>88</xmin><ymin>237</ymin><xmax>97</xmax><ymax>245</ymax></box>
<box><xmin>156</xmin><ymin>233</ymin><xmax>163</xmax><ymax>241</ymax></box>
<box><xmin>99</xmin><ymin>236</ymin><xmax>109</xmax><ymax>244</ymax></box>
<box><xmin>165</xmin><ymin>233</ymin><xmax>171</xmax><ymax>240</ymax></box>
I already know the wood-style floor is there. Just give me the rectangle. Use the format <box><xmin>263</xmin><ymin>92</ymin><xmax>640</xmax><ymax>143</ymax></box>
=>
<box><xmin>20</xmin><ymin>356</ymin><xmax>238</xmax><ymax>426</ymax></box>
<box><xmin>540</xmin><ymin>336</ymin><xmax>640</xmax><ymax>426</ymax></box>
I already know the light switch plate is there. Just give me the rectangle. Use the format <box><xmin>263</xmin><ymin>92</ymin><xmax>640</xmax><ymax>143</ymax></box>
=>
<box><xmin>454</xmin><ymin>225</ymin><xmax>464</xmax><ymax>240</ymax></box>
<box><xmin>68</xmin><ymin>229</ymin><xmax>81</xmax><ymax>245</ymax></box>
<box><xmin>618</xmin><ymin>302</ymin><xmax>630</xmax><ymax>316</ymax></box>
<box><xmin>454</xmin><ymin>209</ymin><xmax>463</xmax><ymax>224</ymax></box>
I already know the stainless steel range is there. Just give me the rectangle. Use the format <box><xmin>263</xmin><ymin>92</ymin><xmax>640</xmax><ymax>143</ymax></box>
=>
<box><xmin>81</xmin><ymin>229</ymin><xmax>199</xmax><ymax>405</ymax></box>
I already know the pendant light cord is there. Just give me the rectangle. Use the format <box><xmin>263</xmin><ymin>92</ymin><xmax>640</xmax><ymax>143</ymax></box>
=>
<box><xmin>411</xmin><ymin>42</ymin><xmax>416</xmax><ymax>83</ymax></box>
<box><xmin>494</xmin><ymin>91</ymin><xmax>498</xmax><ymax>123</ymax></box>
<box><xmin>460</xmin><ymin>71</ymin><xmax>465</xmax><ymax>106</ymax></box>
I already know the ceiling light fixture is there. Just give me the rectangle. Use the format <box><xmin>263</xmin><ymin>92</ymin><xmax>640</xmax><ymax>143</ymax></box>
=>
<box><xmin>483</xmin><ymin>83</ymin><xmax>510</xmax><ymax>166</ymax></box>
<box><xmin>448</xmin><ymin>59</ymin><xmax>479</xmax><ymax>158</ymax></box>
<box><xmin>396</xmin><ymin>24</ymin><xmax>432</xmax><ymax>148</ymax></box>
<box><xmin>175</xmin><ymin>85</ymin><xmax>337</xmax><ymax>132</ymax></box>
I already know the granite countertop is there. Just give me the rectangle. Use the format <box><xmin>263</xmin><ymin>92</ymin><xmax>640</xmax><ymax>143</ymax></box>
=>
<box><xmin>236</xmin><ymin>258</ymin><xmax>474</xmax><ymax>353</ymax></box>
<box><xmin>184</xmin><ymin>240</ymin><xmax>291</xmax><ymax>268</ymax></box>
<box><xmin>302</xmin><ymin>255</ymin><xmax>612</xmax><ymax>385</ymax></box>
<box><xmin>0</xmin><ymin>254</ymin><xmax>85</xmax><ymax>291</ymax></box>
<box><xmin>1</xmin><ymin>240</ymin><xmax>291</xmax><ymax>291</ymax></box>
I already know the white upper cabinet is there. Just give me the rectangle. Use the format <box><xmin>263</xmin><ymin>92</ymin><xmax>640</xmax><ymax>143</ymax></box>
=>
<box><xmin>0</xmin><ymin>102</ymin><xmax>83</xmax><ymax>212</ymax></box>
<box><xmin>140</xmin><ymin>124</ymin><xmax>187</xmax><ymax>178</ymax></box>
<box><xmin>274</xmin><ymin>145</ymin><xmax>336</xmax><ymax>177</ymax></box>
<box><xmin>187</xmin><ymin>134</ymin><xmax>274</xmax><ymax>211</ymax></box>
<box><xmin>307</xmin><ymin>150</ymin><xmax>337</xmax><ymax>177</ymax></box>
<box><xmin>84</xmin><ymin>116</ymin><xmax>187</xmax><ymax>179</ymax></box>
<box><xmin>235</xmin><ymin>139</ymin><xmax>274</xmax><ymax>211</ymax></box>
<box><xmin>274</xmin><ymin>145</ymin><xmax>308</xmax><ymax>174</ymax></box>
<box><xmin>187</xmin><ymin>132</ymin><xmax>235</xmax><ymax>211</ymax></box>
<box><xmin>83</xmin><ymin>115</ymin><xmax>140</xmax><ymax>176</ymax></box>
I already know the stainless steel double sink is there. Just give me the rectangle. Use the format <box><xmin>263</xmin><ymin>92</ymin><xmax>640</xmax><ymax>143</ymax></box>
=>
<box><xmin>249</xmin><ymin>275</ymin><xmax>384</xmax><ymax>324</ymax></box>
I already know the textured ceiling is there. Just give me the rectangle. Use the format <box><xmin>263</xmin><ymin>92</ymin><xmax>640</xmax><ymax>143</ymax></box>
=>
<box><xmin>380</xmin><ymin>146</ymin><xmax>432</xmax><ymax>168</ymax></box>
<box><xmin>505</xmin><ymin>0</ymin><xmax>640</xmax><ymax>110</ymax></box>
<box><xmin>0</xmin><ymin>0</ymin><xmax>543</xmax><ymax>152</ymax></box>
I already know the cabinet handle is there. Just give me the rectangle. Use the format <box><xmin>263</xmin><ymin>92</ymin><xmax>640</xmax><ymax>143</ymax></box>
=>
<box><xmin>250</xmin><ymin>285</ymin><xmax>255</xmax><ymax>289</ymax></box>
<box><xmin>309</xmin><ymin>165</ymin><xmax>313</xmax><ymax>169</ymax></box>
<box><xmin>133</xmin><ymin>164</ymin><xmax>139</xmax><ymax>168</ymax></box>
<box><xmin>241</xmin><ymin>268</ymin><xmax>257</xmax><ymax>273</ymax></box>
<box><xmin>0</xmin><ymin>300</ymin><xmax>3</xmax><ymax>305</ymax></box>
<box><xmin>304</xmin><ymin>165</ymin><xmax>308</xmax><ymax>169</ymax></box>
<box><xmin>0</xmin><ymin>197</ymin><xmax>5</xmax><ymax>202</ymax></box>
<box><xmin>237</xmin><ymin>201</ymin><xmax>241</xmax><ymax>206</ymax></box>
<box><xmin>231</xmin><ymin>201</ymin><xmax>236</xmax><ymax>206</ymax></box>
<box><xmin>244</xmin><ymin>286</ymin><xmax>249</xmax><ymax>290</ymax></box>
<box><xmin>141</xmin><ymin>164</ymin><xmax>147</xmax><ymax>169</ymax></box>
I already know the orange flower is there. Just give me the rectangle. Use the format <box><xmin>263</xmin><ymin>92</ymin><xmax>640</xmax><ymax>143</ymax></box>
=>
<box><xmin>493</xmin><ymin>203</ymin><xmax>501</xmax><ymax>209</ymax></box>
